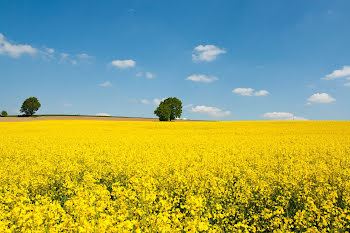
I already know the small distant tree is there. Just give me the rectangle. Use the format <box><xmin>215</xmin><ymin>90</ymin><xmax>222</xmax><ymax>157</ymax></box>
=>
<box><xmin>1</xmin><ymin>110</ymin><xmax>7</xmax><ymax>117</ymax></box>
<box><xmin>154</xmin><ymin>102</ymin><xmax>171</xmax><ymax>121</ymax></box>
<box><xmin>154</xmin><ymin>97</ymin><xmax>182</xmax><ymax>121</ymax></box>
<box><xmin>20</xmin><ymin>97</ymin><xmax>41</xmax><ymax>116</ymax></box>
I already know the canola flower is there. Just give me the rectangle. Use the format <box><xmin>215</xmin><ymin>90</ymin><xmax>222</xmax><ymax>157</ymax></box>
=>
<box><xmin>0</xmin><ymin>120</ymin><xmax>349</xmax><ymax>232</ymax></box>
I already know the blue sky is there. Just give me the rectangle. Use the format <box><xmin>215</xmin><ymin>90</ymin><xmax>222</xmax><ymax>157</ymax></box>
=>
<box><xmin>1</xmin><ymin>0</ymin><xmax>350</xmax><ymax>120</ymax></box>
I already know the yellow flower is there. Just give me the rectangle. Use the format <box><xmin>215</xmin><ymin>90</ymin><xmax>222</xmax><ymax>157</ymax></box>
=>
<box><xmin>0</xmin><ymin>120</ymin><xmax>349</xmax><ymax>231</ymax></box>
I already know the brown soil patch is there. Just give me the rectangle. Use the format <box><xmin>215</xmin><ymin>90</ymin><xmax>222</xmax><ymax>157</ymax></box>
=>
<box><xmin>0</xmin><ymin>116</ymin><xmax>159</xmax><ymax>122</ymax></box>
<box><xmin>0</xmin><ymin>116</ymin><xmax>195</xmax><ymax>122</ymax></box>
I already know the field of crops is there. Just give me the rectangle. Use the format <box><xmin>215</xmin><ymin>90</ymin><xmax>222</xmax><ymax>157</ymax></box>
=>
<box><xmin>0</xmin><ymin>121</ymin><xmax>349</xmax><ymax>232</ymax></box>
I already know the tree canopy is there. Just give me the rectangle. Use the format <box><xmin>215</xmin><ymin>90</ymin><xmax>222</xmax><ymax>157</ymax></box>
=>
<box><xmin>20</xmin><ymin>97</ymin><xmax>41</xmax><ymax>116</ymax></box>
<box><xmin>154</xmin><ymin>97</ymin><xmax>182</xmax><ymax>121</ymax></box>
<box><xmin>1</xmin><ymin>110</ymin><xmax>7</xmax><ymax>117</ymax></box>
<box><xmin>154</xmin><ymin>102</ymin><xmax>171</xmax><ymax>121</ymax></box>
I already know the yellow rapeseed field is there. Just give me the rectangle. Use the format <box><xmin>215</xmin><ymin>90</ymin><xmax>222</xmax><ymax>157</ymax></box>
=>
<box><xmin>0</xmin><ymin>120</ymin><xmax>349</xmax><ymax>232</ymax></box>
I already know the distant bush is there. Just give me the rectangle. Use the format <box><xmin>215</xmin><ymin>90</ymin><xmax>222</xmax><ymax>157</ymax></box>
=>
<box><xmin>1</xmin><ymin>110</ymin><xmax>8</xmax><ymax>117</ymax></box>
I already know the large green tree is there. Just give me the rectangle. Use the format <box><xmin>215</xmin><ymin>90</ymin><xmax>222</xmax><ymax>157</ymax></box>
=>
<box><xmin>154</xmin><ymin>97</ymin><xmax>182</xmax><ymax>121</ymax></box>
<box><xmin>20</xmin><ymin>97</ymin><xmax>41</xmax><ymax>116</ymax></box>
<box><xmin>154</xmin><ymin>102</ymin><xmax>171</xmax><ymax>121</ymax></box>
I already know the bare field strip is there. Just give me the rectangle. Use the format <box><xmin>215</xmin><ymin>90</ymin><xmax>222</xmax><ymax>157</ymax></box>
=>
<box><xmin>0</xmin><ymin>116</ymin><xmax>159</xmax><ymax>122</ymax></box>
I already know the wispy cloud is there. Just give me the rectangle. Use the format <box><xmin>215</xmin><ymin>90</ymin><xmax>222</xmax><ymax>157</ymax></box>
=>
<box><xmin>76</xmin><ymin>53</ymin><xmax>94</xmax><ymax>64</ymax></box>
<box><xmin>0</xmin><ymin>33</ymin><xmax>93</xmax><ymax>65</ymax></box>
<box><xmin>307</xmin><ymin>93</ymin><xmax>336</xmax><ymax>104</ymax></box>
<box><xmin>254</xmin><ymin>90</ymin><xmax>269</xmax><ymax>96</ymax></box>
<box><xmin>141</xmin><ymin>98</ymin><xmax>165</xmax><ymax>105</ymax></box>
<box><xmin>183</xmin><ymin>104</ymin><xmax>193</xmax><ymax>109</ymax></box>
<box><xmin>59</xmin><ymin>53</ymin><xmax>78</xmax><ymax>65</ymax></box>
<box><xmin>136</xmin><ymin>72</ymin><xmax>155</xmax><ymax>79</ymax></box>
<box><xmin>232</xmin><ymin>88</ymin><xmax>269</xmax><ymax>96</ymax></box>
<box><xmin>77</xmin><ymin>53</ymin><xmax>93</xmax><ymax>59</ymax></box>
<box><xmin>60</xmin><ymin>53</ymin><xmax>69</xmax><ymax>60</ymax></box>
<box><xmin>263</xmin><ymin>112</ymin><xmax>308</xmax><ymax>121</ymax></box>
<box><xmin>99</xmin><ymin>81</ymin><xmax>112</xmax><ymax>87</ymax></box>
<box><xmin>145</xmin><ymin>72</ymin><xmax>154</xmax><ymax>79</ymax></box>
<box><xmin>39</xmin><ymin>47</ymin><xmax>56</xmax><ymax>60</ymax></box>
<box><xmin>141</xmin><ymin>99</ymin><xmax>150</xmax><ymax>104</ymax></box>
<box><xmin>186</xmin><ymin>74</ymin><xmax>218</xmax><ymax>83</ymax></box>
<box><xmin>0</xmin><ymin>33</ymin><xmax>37</xmax><ymax>58</ymax></box>
<box><xmin>57</xmin><ymin>52</ymin><xmax>93</xmax><ymax>64</ymax></box>
<box><xmin>192</xmin><ymin>45</ymin><xmax>226</xmax><ymax>62</ymax></box>
<box><xmin>46</xmin><ymin>48</ymin><xmax>54</xmax><ymax>54</ymax></box>
<box><xmin>191</xmin><ymin>105</ymin><xmax>230</xmax><ymax>117</ymax></box>
<box><xmin>111</xmin><ymin>59</ymin><xmax>136</xmax><ymax>69</ymax></box>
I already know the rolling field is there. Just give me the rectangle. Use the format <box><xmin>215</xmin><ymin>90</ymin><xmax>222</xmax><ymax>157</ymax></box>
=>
<box><xmin>0</xmin><ymin>121</ymin><xmax>349</xmax><ymax>232</ymax></box>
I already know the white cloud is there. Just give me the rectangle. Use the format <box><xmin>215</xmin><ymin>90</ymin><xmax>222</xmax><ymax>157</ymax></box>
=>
<box><xmin>186</xmin><ymin>74</ymin><xmax>218</xmax><ymax>83</ymax></box>
<box><xmin>176</xmin><ymin>117</ymin><xmax>188</xmax><ymax>120</ymax></box>
<box><xmin>99</xmin><ymin>81</ymin><xmax>112</xmax><ymax>87</ymax></box>
<box><xmin>344</xmin><ymin>82</ymin><xmax>350</xmax><ymax>87</ymax></box>
<box><xmin>263</xmin><ymin>112</ymin><xmax>308</xmax><ymax>121</ymax></box>
<box><xmin>192</xmin><ymin>45</ymin><xmax>226</xmax><ymax>62</ymax></box>
<box><xmin>0</xmin><ymin>33</ymin><xmax>96</xmax><ymax>65</ymax></box>
<box><xmin>232</xmin><ymin>88</ymin><xmax>254</xmax><ymax>96</ymax></box>
<box><xmin>307</xmin><ymin>93</ymin><xmax>336</xmax><ymax>104</ymax></box>
<box><xmin>145</xmin><ymin>72</ymin><xmax>154</xmax><ymax>79</ymax></box>
<box><xmin>46</xmin><ymin>48</ymin><xmax>54</xmax><ymax>54</ymax></box>
<box><xmin>141</xmin><ymin>99</ymin><xmax>150</xmax><ymax>104</ymax></box>
<box><xmin>254</xmin><ymin>90</ymin><xmax>269</xmax><ymax>96</ymax></box>
<box><xmin>191</xmin><ymin>105</ymin><xmax>230</xmax><ymax>118</ymax></box>
<box><xmin>323</xmin><ymin>66</ymin><xmax>350</xmax><ymax>80</ymax></box>
<box><xmin>232</xmin><ymin>88</ymin><xmax>269</xmax><ymax>96</ymax></box>
<box><xmin>0</xmin><ymin>33</ymin><xmax>37</xmax><ymax>58</ymax></box>
<box><xmin>153</xmin><ymin>98</ymin><xmax>166</xmax><ymax>105</ymax></box>
<box><xmin>96</xmin><ymin>113</ymin><xmax>110</xmax><ymax>116</ymax></box>
<box><xmin>136</xmin><ymin>72</ymin><xmax>155</xmax><ymax>79</ymax></box>
<box><xmin>111</xmin><ymin>59</ymin><xmax>136</xmax><ymax>69</ymax></box>
<box><xmin>141</xmin><ymin>98</ymin><xmax>166</xmax><ymax>106</ymax></box>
